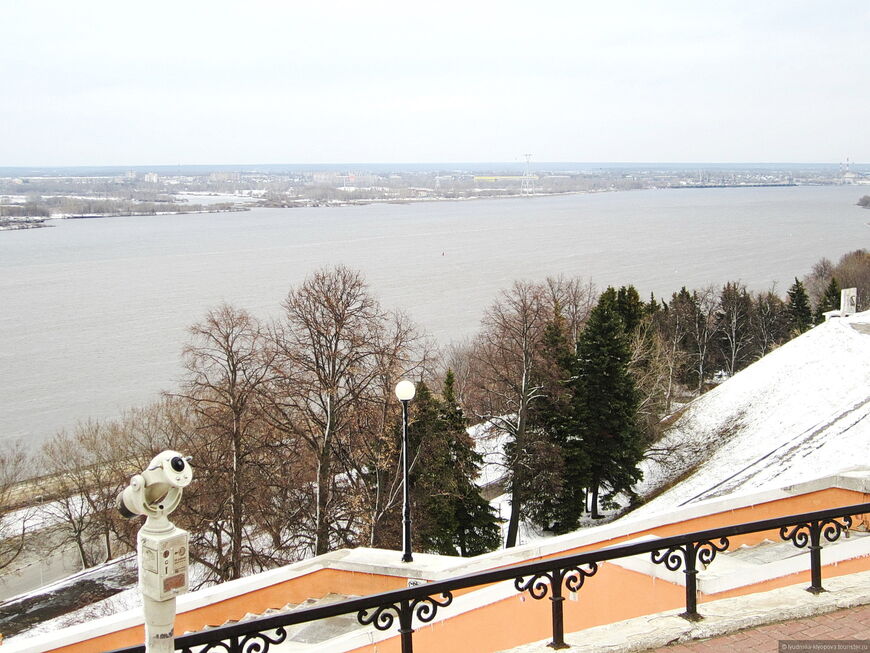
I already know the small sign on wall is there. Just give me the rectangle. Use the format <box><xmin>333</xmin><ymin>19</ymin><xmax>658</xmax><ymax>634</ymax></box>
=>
<box><xmin>841</xmin><ymin>288</ymin><xmax>858</xmax><ymax>316</ymax></box>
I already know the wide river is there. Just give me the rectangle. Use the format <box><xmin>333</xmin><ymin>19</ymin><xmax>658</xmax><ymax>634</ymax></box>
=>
<box><xmin>1</xmin><ymin>185</ymin><xmax>867</xmax><ymax>449</ymax></box>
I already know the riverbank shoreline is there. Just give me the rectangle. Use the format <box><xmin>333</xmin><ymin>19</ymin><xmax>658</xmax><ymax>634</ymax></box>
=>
<box><xmin>0</xmin><ymin>218</ymin><xmax>52</xmax><ymax>230</ymax></box>
<box><xmin>0</xmin><ymin>206</ymin><xmax>251</xmax><ymax>230</ymax></box>
<box><xmin>63</xmin><ymin>206</ymin><xmax>249</xmax><ymax>219</ymax></box>
<box><xmin>253</xmin><ymin>181</ymin><xmax>847</xmax><ymax>210</ymax></box>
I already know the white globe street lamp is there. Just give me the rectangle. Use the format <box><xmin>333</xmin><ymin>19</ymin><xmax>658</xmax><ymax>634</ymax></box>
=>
<box><xmin>395</xmin><ymin>379</ymin><xmax>416</xmax><ymax>562</ymax></box>
<box><xmin>395</xmin><ymin>379</ymin><xmax>416</xmax><ymax>401</ymax></box>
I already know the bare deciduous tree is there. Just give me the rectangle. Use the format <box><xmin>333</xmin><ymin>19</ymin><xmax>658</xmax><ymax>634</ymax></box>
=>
<box><xmin>657</xmin><ymin>289</ymin><xmax>695</xmax><ymax>411</ymax></box>
<box><xmin>464</xmin><ymin>281</ymin><xmax>548</xmax><ymax>548</ymax></box>
<box><xmin>264</xmin><ymin>266</ymin><xmax>388</xmax><ymax>556</ymax></box>
<box><xmin>338</xmin><ymin>310</ymin><xmax>432</xmax><ymax>549</ymax></box>
<box><xmin>175</xmin><ymin>304</ymin><xmax>285</xmax><ymax>582</ymax></box>
<box><xmin>716</xmin><ymin>282</ymin><xmax>754</xmax><ymax>377</ymax></box>
<box><xmin>751</xmin><ymin>288</ymin><xmax>788</xmax><ymax>358</ymax></box>
<box><xmin>541</xmin><ymin>275</ymin><xmax>597</xmax><ymax>343</ymax></box>
<box><xmin>40</xmin><ymin>422</ymin><xmax>129</xmax><ymax>570</ymax></box>
<box><xmin>688</xmin><ymin>286</ymin><xmax>720</xmax><ymax>394</ymax></box>
<box><xmin>0</xmin><ymin>443</ymin><xmax>31</xmax><ymax>572</ymax></box>
<box><xmin>628</xmin><ymin>317</ymin><xmax>672</xmax><ymax>447</ymax></box>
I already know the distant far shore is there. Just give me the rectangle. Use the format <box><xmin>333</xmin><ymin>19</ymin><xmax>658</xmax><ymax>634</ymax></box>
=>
<box><xmin>64</xmin><ymin>206</ymin><xmax>249</xmax><ymax>219</ymax></box>
<box><xmin>0</xmin><ymin>217</ymin><xmax>52</xmax><ymax>230</ymax></box>
<box><xmin>0</xmin><ymin>206</ymin><xmax>250</xmax><ymax>231</ymax></box>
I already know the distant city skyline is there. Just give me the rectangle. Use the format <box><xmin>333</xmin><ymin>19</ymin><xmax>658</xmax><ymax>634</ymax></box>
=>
<box><xmin>2</xmin><ymin>1</ymin><xmax>868</xmax><ymax>167</ymax></box>
<box><xmin>1</xmin><ymin>161</ymin><xmax>868</xmax><ymax>177</ymax></box>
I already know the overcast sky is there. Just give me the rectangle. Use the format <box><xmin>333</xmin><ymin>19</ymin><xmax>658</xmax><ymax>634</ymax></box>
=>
<box><xmin>1</xmin><ymin>1</ymin><xmax>868</xmax><ymax>166</ymax></box>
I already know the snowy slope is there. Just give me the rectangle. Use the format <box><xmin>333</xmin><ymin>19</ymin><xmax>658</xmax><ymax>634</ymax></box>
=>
<box><xmin>633</xmin><ymin>311</ymin><xmax>870</xmax><ymax>517</ymax></box>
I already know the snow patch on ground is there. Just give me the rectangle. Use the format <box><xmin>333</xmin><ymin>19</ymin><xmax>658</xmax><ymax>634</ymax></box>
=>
<box><xmin>632</xmin><ymin>311</ymin><xmax>870</xmax><ymax>518</ymax></box>
<box><xmin>470</xmin><ymin>420</ymin><xmax>511</xmax><ymax>490</ymax></box>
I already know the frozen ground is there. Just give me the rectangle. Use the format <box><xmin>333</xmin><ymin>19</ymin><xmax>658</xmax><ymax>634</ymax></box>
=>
<box><xmin>0</xmin><ymin>554</ymin><xmax>136</xmax><ymax>642</ymax></box>
<box><xmin>632</xmin><ymin>310</ymin><xmax>870</xmax><ymax>518</ymax></box>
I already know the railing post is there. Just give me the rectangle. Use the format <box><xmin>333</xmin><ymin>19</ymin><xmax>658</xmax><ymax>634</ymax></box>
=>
<box><xmin>357</xmin><ymin>592</ymin><xmax>451</xmax><ymax>653</ymax></box>
<box><xmin>514</xmin><ymin>565</ymin><xmax>597</xmax><ymax>651</ymax></box>
<box><xmin>548</xmin><ymin>569</ymin><xmax>567</xmax><ymax>650</ymax></box>
<box><xmin>780</xmin><ymin>516</ymin><xmax>851</xmax><ymax>595</ymax></box>
<box><xmin>651</xmin><ymin>538</ymin><xmax>728</xmax><ymax>622</ymax></box>
<box><xmin>682</xmin><ymin>546</ymin><xmax>700</xmax><ymax>621</ymax></box>
<box><xmin>808</xmin><ymin>523</ymin><xmax>824</xmax><ymax>594</ymax></box>
<box><xmin>398</xmin><ymin>599</ymin><xmax>414</xmax><ymax>653</ymax></box>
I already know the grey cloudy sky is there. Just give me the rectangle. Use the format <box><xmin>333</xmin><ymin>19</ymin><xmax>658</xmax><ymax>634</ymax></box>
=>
<box><xmin>1</xmin><ymin>1</ymin><xmax>868</xmax><ymax>166</ymax></box>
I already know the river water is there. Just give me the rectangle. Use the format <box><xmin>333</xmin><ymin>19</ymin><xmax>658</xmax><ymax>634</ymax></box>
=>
<box><xmin>1</xmin><ymin>185</ymin><xmax>867</xmax><ymax>449</ymax></box>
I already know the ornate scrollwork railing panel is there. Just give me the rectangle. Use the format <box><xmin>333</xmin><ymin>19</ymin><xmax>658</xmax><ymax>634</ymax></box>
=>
<box><xmin>650</xmin><ymin>538</ymin><xmax>729</xmax><ymax>621</ymax></box>
<box><xmin>410</xmin><ymin>592</ymin><xmax>453</xmax><ymax>623</ymax></box>
<box><xmin>564</xmin><ymin>562</ymin><xmax>598</xmax><ymax>593</ymax></box>
<box><xmin>180</xmin><ymin>626</ymin><xmax>288</xmax><ymax>653</ymax></box>
<box><xmin>357</xmin><ymin>591</ymin><xmax>454</xmax><ymax>653</ymax></box>
<box><xmin>514</xmin><ymin>571</ymin><xmax>554</xmax><ymax>600</ymax></box>
<box><xmin>357</xmin><ymin>602</ymin><xmax>400</xmax><ymax>632</ymax></box>
<box><xmin>151</xmin><ymin>502</ymin><xmax>870</xmax><ymax>653</ymax></box>
<box><xmin>514</xmin><ymin>563</ymin><xmax>598</xmax><ymax>650</ymax></box>
<box><xmin>780</xmin><ymin>516</ymin><xmax>852</xmax><ymax>593</ymax></box>
<box><xmin>696</xmin><ymin>537</ymin><xmax>730</xmax><ymax>566</ymax></box>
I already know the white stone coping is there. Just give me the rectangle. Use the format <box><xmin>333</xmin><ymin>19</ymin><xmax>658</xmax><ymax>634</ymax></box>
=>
<box><xmin>432</xmin><ymin>466</ymin><xmax>870</xmax><ymax>580</ymax></box>
<box><xmin>9</xmin><ymin>468</ymin><xmax>869</xmax><ymax>652</ymax></box>
<box><xmin>5</xmin><ymin>548</ymin><xmax>456</xmax><ymax>653</ymax></box>
<box><xmin>609</xmin><ymin>532</ymin><xmax>870</xmax><ymax>595</ymax></box>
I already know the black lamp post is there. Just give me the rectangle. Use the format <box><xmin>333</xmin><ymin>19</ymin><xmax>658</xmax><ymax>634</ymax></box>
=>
<box><xmin>395</xmin><ymin>379</ymin><xmax>416</xmax><ymax>563</ymax></box>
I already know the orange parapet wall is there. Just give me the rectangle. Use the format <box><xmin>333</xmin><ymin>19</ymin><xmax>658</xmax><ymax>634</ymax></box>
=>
<box><xmin>42</xmin><ymin>568</ymin><xmax>409</xmax><ymax>653</ymax></box>
<box><xmin>41</xmin><ymin>484</ymin><xmax>869</xmax><ymax>653</ymax></box>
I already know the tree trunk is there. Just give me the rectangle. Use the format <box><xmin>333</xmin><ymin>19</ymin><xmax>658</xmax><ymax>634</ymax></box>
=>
<box><xmin>314</xmin><ymin>448</ymin><xmax>332</xmax><ymax>555</ymax></box>
<box><xmin>75</xmin><ymin>534</ymin><xmax>90</xmax><ymax>570</ymax></box>
<box><xmin>230</xmin><ymin>427</ymin><xmax>243</xmax><ymax>579</ymax></box>
<box><xmin>505</xmin><ymin>473</ymin><xmax>522</xmax><ymax>548</ymax></box>
<box><xmin>505</xmin><ymin>408</ymin><xmax>528</xmax><ymax>549</ymax></box>
<box><xmin>589</xmin><ymin>477</ymin><xmax>601</xmax><ymax>519</ymax></box>
<box><xmin>104</xmin><ymin>528</ymin><xmax>112</xmax><ymax>563</ymax></box>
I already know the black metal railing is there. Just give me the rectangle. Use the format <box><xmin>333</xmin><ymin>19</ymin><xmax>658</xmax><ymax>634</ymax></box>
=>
<box><xmin>109</xmin><ymin>501</ymin><xmax>868</xmax><ymax>653</ymax></box>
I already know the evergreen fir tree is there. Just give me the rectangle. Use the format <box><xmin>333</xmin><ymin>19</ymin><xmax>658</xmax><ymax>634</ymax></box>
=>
<box><xmin>645</xmin><ymin>292</ymin><xmax>663</xmax><ymax>316</ymax></box>
<box><xmin>405</xmin><ymin>382</ymin><xmax>445</xmax><ymax>549</ymax></box>
<box><xmin>814</xmin><ymin>277</ymin><xmax>840</xmax><ymax>324</ymax></box>
<box><xmin>615</xmin><ymin>285</ymin><xmax>644</xmax><ymax>333</ymax></box>
<box><xmin>411</xmin><ymin>374</ymin><xmax>499</xmax><ymax>556</ymax></box>
<box><xmin>524</xmin><ymin>306</ymin><xmax>584</xmax><ymax>534</ymax></box>
<box><xmin>574</xmin><ymin>291</ymin><xmax>644</xmax><ymax>518</ymax></box>
<box><xmin>439</xmin><ymin>371</ymin><xmax>500</xmax><ymax>556</ymax></box>
<box><xmin>786</xmin><ymin>278</ymin><xmax>813</xmax><ymax>335</ymax></box>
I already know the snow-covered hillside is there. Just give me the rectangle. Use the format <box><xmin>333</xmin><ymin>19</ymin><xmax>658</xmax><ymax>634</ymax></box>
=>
<box><xmin>633</xmin><ymin>310</ymin><xmax>870</xmax><ymax>517</ymax></box>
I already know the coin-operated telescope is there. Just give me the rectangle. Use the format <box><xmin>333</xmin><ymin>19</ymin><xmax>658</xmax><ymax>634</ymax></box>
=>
<box><xmin>117</xmin><ymin>451</ymin><xmax>193</xmax><ymax>653</ymax></box>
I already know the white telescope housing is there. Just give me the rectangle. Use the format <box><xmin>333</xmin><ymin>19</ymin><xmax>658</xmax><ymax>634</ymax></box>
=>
<box><xmin>117</xmin><ymin>450</ymin><xmax>193</xmax><ymax>652</ymax></box>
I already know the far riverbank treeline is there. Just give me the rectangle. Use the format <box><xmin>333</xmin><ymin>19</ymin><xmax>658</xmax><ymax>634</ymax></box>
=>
<box><xmin>1</xmin><ymin>249</ymin><xmax>867</xmax><ymax>597</ymax></box>
<box><xmin>0</xmin><ymin>196</ymin><xmax>242</xmax><ymax>219</ymax></box>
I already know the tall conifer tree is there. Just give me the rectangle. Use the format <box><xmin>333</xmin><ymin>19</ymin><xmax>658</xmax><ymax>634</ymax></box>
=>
<box><xmin>615</xmin><ymin>285</ymin><xmax>644</xmax><ymax>333</ymax></box>
<box><xmin>814</xmin><ymin>277</ymin><xmax>841</xmax><ymax>324</ymax></box>
<box><xmin>574</xmin><ymin>290</ymin><xmax>644</xmax><ymax>518</ymax></box>
<box><xmin>525</xmin><ymin>306</ymin><xmax>584</xmax><ymax>533</ymax></box>
<box><xmin>786</xmin><ymin>278</ymin><xmax>813</xmax><ymax>335</ymax></box>
<box><xmin>412</xmin><ymin>375</ymin><xmax>499</xmax><ymax>556</ymax></box>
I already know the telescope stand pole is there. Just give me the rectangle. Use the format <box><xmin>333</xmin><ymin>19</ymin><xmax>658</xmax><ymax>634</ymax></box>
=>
<box><xmin>143</xmin><ymin>595</ymin><xmax>176</xmax><ymax>653</ymax></box>
<box><xmin>138</xmin><ymin>515</ymin><xmax>188</xmax><ymax>653</ymax></box>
